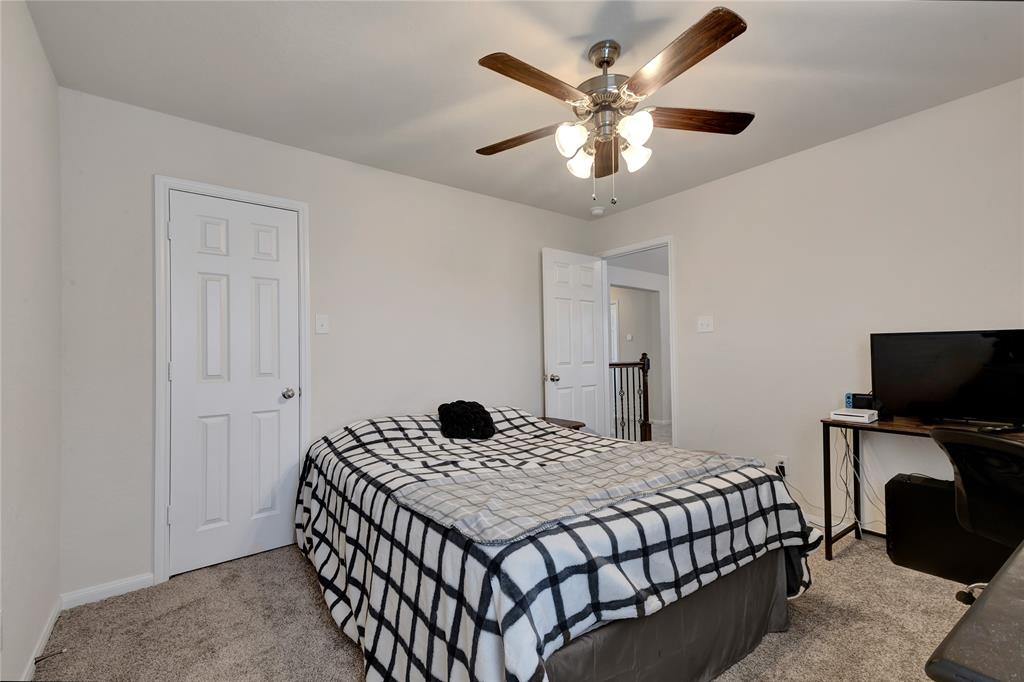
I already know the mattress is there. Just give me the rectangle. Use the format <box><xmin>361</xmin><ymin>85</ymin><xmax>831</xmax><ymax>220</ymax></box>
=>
<box><xmin>295</xmin><ymin>407</ymin><xmax>819</xmax><ymax>681</ymax></box>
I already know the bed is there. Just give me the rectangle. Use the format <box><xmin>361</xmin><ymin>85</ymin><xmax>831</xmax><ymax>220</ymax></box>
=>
<box><xmin>295</xmin><ymin>407</ymin><xmax>819</xmax><ymax>682</ymax></box>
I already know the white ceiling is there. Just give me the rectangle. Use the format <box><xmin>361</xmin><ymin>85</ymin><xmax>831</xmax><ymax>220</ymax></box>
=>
<box><xmin>29</xmin><ymin>1</ymin><xmax>1024</xmax><ymax>220</ymax></box>
<box><xmin>606</xmin><ymin>247</ymin><xmax>669</xmax><ymax>276</ymax></box>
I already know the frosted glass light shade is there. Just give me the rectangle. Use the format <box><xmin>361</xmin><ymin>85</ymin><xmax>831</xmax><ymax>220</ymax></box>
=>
<box><xmin>617</xmin><ymin>109</ymin><xmax>654</xmax><ymax>147</ymax></box>
<box><xmin>566</xmin><ymin>149</ymin><xmax>595</xmax><ymax>179</ymax></box>
<box><xmin>621</xmin><ymin>144</ymin><xmax>652</xmax><ymax>173</ymax></box>
<box><xmin>555</xmin><ymin>123</ymin><xmax>589</xmax><ymax>158</ymax></box>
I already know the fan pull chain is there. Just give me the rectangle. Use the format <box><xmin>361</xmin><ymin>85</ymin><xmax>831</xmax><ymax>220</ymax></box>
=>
<box><xmin>592</xmin><ymin>158</ymin><xmax>597</xmax><ymax>201</ymax></box>
<box><xmin>610</xmin><ymin>134</ymin><xmax>618</xmax><ymax>205</ymax></box>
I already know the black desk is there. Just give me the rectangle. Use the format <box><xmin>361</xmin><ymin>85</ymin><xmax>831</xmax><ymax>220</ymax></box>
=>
<box><xmin>819</xmin><ymin>416</ymin><xmax>1024</xmax><ymax>560</ymax></box>
<box><xmin>925</xmin><ymin>540</ymin><xmax>1024</xmax><ymax>681</ymax></box>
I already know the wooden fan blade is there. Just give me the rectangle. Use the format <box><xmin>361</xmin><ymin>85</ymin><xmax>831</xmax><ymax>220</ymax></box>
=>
<box><xmin>479</xmin><ymin>53</ymin><xmax>588</xmax><ymax>104</ymax></box>
<box><xmin>476</xmin><ymin>123</ymin><xmax>561</xmax><ymax>155</ymax></box>
<box><xmin>594</xmin><ymin>139</ymin><xmax>619</xmax><ymax>178</ymax></box>
<box><xmin>652</xmin><ymin>107</ymin><xmax>754</xmax><ymax>135</ymax></box>
<box><xmin>622</xmin><ymin>7</ymin><xmax>747</xmax><ymax>100</ymax></box>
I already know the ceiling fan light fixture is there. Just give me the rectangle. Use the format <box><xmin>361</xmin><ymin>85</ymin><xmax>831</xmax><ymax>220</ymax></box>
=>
<box><xmin>475</xmin><ymin>7</ymin><xmax>754</xmax><ymax>206</ymax></box>
<box><xmin>566</xmin><ymin>148</ymin><xmax>595</xmax><ymax>179</ymax></box>
<box><xmin>555</xmin><ymin>122</ymin><xmax>589</xmax><ymax>158</ymax></box>
<box><xmin>621</xmin><ymin>143</ymin><xmax>652</xmax><ymax>173</ymax></box>
<box><xmin>617</xmin><ymin>109</ymin><xmax>654</xmax><ymax>147</ymax></box>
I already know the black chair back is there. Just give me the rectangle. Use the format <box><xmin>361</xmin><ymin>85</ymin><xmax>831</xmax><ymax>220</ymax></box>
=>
<box><xmin>930</xmin><ymin>428</ymin><xmax>1024</xmax><ymax>549</ymax></box>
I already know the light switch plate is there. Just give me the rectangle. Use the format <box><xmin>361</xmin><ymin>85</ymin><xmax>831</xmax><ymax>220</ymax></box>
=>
<box><xmin>626</xmin><ymin>333</ymin><xmax>633</xmax><ymax>342</ymax></box>
<box><xmin>314</xmin><ymin>313</ymin><xmax>330</xmax><ymax>334</ymax></box>
<box><xmin>697</xmin><ymin>315</ymin><xmax>715</xmax><ymax>333</ymax></box>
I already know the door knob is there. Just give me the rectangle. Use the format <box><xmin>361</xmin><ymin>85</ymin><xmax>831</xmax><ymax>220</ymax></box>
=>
<box><xmin>281</xmin><ymin>387</ymin><xmax>296</xmax><ymax>399</ymax></box>
<box><xmin>548</xmin><ymin>374</ymin><xmax>561</xmax><ymax>383</ymax></box>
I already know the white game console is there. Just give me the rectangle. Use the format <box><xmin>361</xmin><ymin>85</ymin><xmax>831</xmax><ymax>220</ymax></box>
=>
<box><xmin>829</xmin><ymin>408</ymin><xmax>879</xmax><ymax>424</ymax></box>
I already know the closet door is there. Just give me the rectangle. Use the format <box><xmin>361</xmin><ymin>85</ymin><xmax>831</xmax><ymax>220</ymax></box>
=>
<box><xmin>168</xmin><ymin>190</ymin><xmax>300</xmax><ymax>575</ymax></box>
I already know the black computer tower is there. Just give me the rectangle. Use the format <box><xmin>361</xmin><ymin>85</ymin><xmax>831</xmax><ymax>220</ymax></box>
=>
<box><xmin>885</xmin><ymin>474</ymin><xmax>1013</xmax><ymax>584</ymax></box>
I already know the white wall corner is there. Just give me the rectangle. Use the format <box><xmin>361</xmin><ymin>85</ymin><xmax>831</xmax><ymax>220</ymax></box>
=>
<box><xmin>20</xmin><ymin>599</ymin><xmax>61</xmax><ymax>682</ymax></box>
<box><xmin>60</xmin><ymin>573</ymin><xmax>154</xmax><ymax>610</ymax></box>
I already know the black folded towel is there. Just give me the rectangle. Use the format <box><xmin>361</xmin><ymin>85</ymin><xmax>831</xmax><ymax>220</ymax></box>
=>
<box><xmin>437</xmin><ymin>401</ymin><xmax>495</xmax><ymax>440</ymax></box>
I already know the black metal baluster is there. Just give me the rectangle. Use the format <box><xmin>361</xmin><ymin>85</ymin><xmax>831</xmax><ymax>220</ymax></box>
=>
<box><xmin>612</xmin><ymin>367</ymin><xmax>618</xmax><ymax>438</ymax></box>
<box><xmin>629</xmin><ymin>366</ymin><xmax>635</xmax><ymax>441</ymax></box>
<box><xmin>618</xmin><ymin>367</ymin><xmax>626</xmax><ymax>438</ymax></box>
<box><xmin>612</xmin><ymin>368</ymin><xmax>619</xmax><ymax>438</ymax></box>
<box><xmin>618</xmin><ymin>367</ymin><xmax>624</xmax><ymax>439</ymax></box>
<box><xmin>622</xmin><ymin>366</ymin><xmax>630</xmax><ymax>440</ymax></box>
<box><xmin>630</xmin><ymin>364</ymin><xmax>638</xmax><ymax>438</ymax></box>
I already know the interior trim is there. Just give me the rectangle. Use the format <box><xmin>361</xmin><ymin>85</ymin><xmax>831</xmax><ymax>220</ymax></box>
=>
<box><xmin>600</xmin><ymin>236</ymin><xmax>677</xmax><ymax>446</ymax></box>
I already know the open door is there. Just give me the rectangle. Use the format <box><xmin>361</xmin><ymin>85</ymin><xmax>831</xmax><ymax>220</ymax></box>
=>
<box><xmin>542</xmin><ymin>248</ymin><xmax>609</xmax><ymax>435</ymax></box>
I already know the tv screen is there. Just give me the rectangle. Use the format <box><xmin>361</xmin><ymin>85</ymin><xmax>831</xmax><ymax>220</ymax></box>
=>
<box><xmin>871</xmin><ymin>330</ymin><xmax>1024</xmax><ymax>424</ymax></box>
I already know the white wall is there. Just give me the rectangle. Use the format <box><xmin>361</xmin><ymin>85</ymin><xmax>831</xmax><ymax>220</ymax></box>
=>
<box><xmin>57</xmin><ymin>88</ymin><xmax>589</xmax><ymax>594</ymax></box>
<box><xmin>591</xmin><ymin>79</ymin><xmax>1024</xmax><ymax>533</ymax></box>
<box><xmin>1</xmin><ymin>2</ymin><xmax>63</xmax><ymax>678</ymax></box>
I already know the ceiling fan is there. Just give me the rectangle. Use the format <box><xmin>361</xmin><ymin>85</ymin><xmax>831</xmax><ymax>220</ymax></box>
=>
<box><xmin>475</xmin><ymin>6</ymin><xmax>754</xmax><ymax>190</ymax></box>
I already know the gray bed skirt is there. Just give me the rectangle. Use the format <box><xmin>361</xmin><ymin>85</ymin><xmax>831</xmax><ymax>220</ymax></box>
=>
<box><xmin>544</xmin><ymin>550</ymin><xmax>788</xmax><ymax>682</ymax></box>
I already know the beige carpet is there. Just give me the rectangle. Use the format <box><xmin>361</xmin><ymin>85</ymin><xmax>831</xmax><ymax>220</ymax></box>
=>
<box><xmin>37</xmin><ymin>536</ymin><xmax>966</xmax><ymax>681</ymax></box>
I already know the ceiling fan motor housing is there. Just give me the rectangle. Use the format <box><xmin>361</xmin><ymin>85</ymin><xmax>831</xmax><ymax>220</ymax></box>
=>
<box><xmin>575</xmin><ymin>72</ymin><xmax>635</xmax><ymax>140</ymax></box>
<box><xmin>588</xmin><ymin>39</ymin><xmax>621</xmax><ymax>69</ymax></box>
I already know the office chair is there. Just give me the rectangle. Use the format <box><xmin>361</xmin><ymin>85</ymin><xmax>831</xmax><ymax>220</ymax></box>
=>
<box><xmin>930</xmin><ymin>428</ymin><xmax>1024</xmax><ymax>604</ymax></box>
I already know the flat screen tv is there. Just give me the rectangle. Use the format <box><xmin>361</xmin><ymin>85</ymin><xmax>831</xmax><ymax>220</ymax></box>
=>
<box><xmin>871</xmin><ymin>329</ymin><xmax>1024</xmax><ymax>425</ymax></box>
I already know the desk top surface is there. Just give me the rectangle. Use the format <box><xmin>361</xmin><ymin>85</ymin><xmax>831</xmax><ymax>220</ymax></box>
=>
<box><xmin>821</xmin><ymin>415</ymin><xmax>1024</xmax><ymax>442</ymax></box>
<box><xmin>926</xmin><ymin>541</ymin><xmax>1024</xmax><ymax>681</ymax></box>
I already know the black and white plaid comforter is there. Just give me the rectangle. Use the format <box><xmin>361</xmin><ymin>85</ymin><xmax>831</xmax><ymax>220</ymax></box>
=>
<box><xmin>296</xmin><ymin>407</ymin><xmax>820</xmax><ymax>682</ymax></box>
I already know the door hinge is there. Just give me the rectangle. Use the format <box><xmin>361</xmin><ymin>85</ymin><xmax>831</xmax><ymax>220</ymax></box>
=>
<box><xmin>166</xmin><ymin>218</ymin><xmax>172</xmax><ymax>240</ymax></box>
<box><xmin>166</xmin><ymin>505</ymin><xmax>173</xmax><ymax>527</ymax></box>
<box><xmin>167</xmin><ymin>361</ymin><xmax>172</xmax><ymax>382</ymax></box>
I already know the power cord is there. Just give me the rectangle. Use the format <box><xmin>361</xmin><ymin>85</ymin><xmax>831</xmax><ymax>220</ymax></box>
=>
<box><xmin>829</xmin><ymin>428</ymin><xmax>888</xmax><ymax>538</ymax></box>
<box><xmin>840</xmin><ymin>428</ymin><xmax>888</xmax><ymax>521</ymax></box>
<box><xmin>778</xmin><ymin>429</ymin><xmax>853</xmax><ymax>532</ymax></box>
<box><xmin>775</xmin><ymin>426</ymin><xmax>891</xmax><ymax>534</ymax></box>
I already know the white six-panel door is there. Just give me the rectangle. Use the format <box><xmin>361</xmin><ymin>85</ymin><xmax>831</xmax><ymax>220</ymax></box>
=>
<box><xmin>542</xmin><ymin>248</ymin><xmax>609</xmax><ymax>435</ymax></box>
<box><xmin>169</xmin><ymin>190</ymin><xmax>301</xmax><ymax>575</ymax></box>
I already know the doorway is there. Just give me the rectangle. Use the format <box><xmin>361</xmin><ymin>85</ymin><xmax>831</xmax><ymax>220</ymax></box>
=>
<box><xmin>603</xmin><ymin>241</ymin><xmax>674</xmax><ymax>445</ymax></box>
<box><xmin>154</xmin><ymin>177</ymin><xmax>311</xmax><ymax>583</ymax></box>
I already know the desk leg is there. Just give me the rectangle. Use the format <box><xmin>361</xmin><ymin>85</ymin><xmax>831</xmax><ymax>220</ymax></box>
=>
<box><xmin>823</xmin><ymin>423</ymin><xmax>833</xmax><ymax>560</ymax></box>
<box><xmin>852</xmin><ymin>428</ymin><xmax>863</xmax><ymax>540</ymax></box>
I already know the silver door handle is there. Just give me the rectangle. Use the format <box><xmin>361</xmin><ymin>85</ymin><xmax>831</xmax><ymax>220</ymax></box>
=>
<box><xmin>282</xmin><ymin>387</ymin><xmax>296</xmax><ymax>399</ymax></box>
<box><xmin>548</xmin><ymin>374</ymin><xmax>561</xmax><ymax>383</ymax></box>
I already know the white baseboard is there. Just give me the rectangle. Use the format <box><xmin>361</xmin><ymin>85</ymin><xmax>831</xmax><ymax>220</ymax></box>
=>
<box><xmin>21</xmin><ymin>598</ymin><xmax>61</xmax><ymax>681</ymax></box>
<box><xmin>60</xmin><ymin>573</ymin><xmax>154</xmax><ymax>610</ymax></box>
<box><xmin>651</xmin><ymin>420</ymin><xmax>672</xmax><ymax>426</ymax></box>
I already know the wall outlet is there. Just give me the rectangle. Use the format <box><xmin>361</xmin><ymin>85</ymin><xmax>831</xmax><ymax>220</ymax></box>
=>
<box><xmin>775</xmin><ymin>457</ymin><xmax>789</xmax><ymax>479</ymax></box>
<box><xmin>697</xmin><ymin>315</ymin><xmax>715</xmax><ymax>333</ymax></box>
